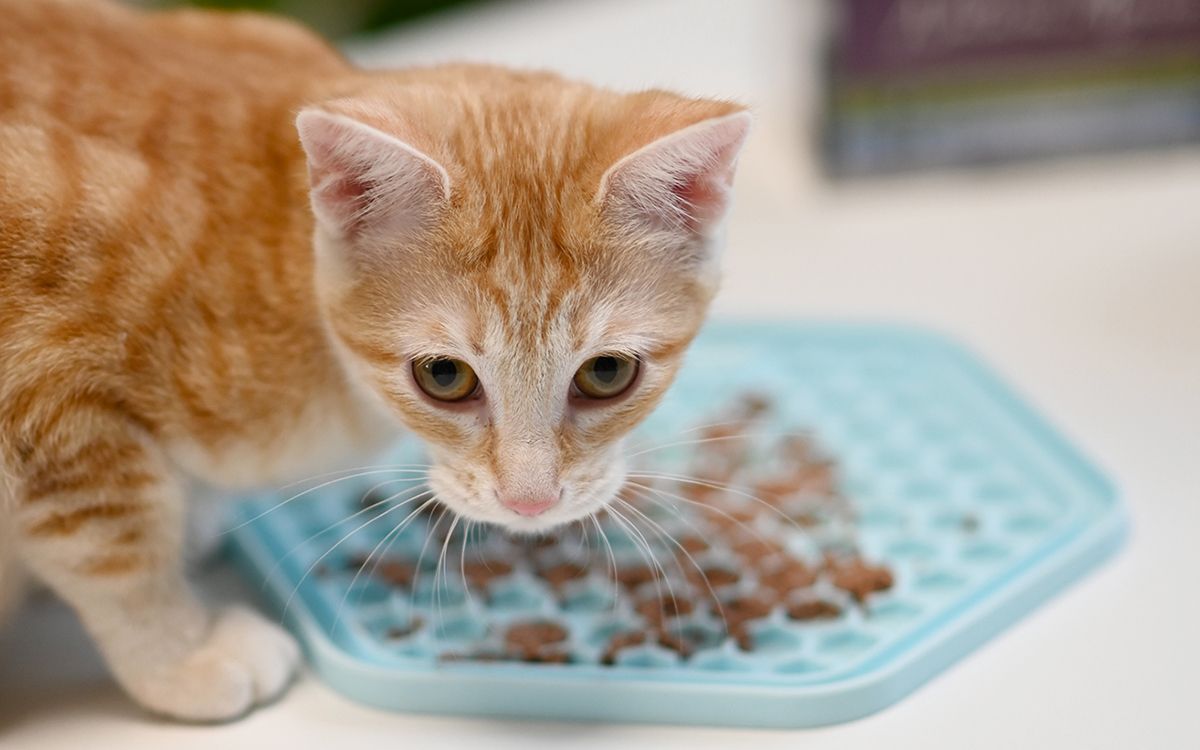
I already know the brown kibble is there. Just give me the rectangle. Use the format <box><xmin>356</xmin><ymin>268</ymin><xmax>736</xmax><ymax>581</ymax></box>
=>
<box><xmin>687</xmin><ymin>565</ymin><xmax>740</xmax><ymax>589</ymax></box>
<box><xmin>789</xmin><ymin>510</ymin><xmax>822</xmax><ymax>528</ymax></box>
<box><xmin>826</xmin><ymin>556</ymin><xmax>895</xmax><ymax>603</ymax></box>
<box><xmin>680</xmin><ymin>480</ymin><xmax>723</xmax><ymax>503</ymax></box>
<box><xmin>786</xmin><ymin>599</ymin><xmax>842</xmax><ymax>621</ymax></box>
<box><xmin>732</xmin><ymin>536</ymin><xmax>785</xmax><ymax>564</ymax></box>
<box><xmin>539</xmin><ymin>561</ymin><xmax>589</xmax><ymax>589</ymax></box>
<box><xmin>616</xmin><ymin>565</ymin><xmax>657</xmax><ymax>589</ymax></box>
<box><xmin>778</xmin><ymin>435</ymin><xmax>815</xmax><ymax>461</ymax></box>
<box><xmin>757</xmin><ymin>462</ymin><xmax>838</xmax><ymax>506</ymax></box>
<box><xmin>600</xmin><ymin>630</ymin><xmax>648</xmax><ymax>665</ymax></box>
<box><xmin>715</xmin><ymin>593</ymin><xmax>773</xmax><ymax>629</ymax></box>
<box><xmin>635</xmin><ymin>595</ymin><xmax>695</xmax><ymax>624</ymax></box>
<box><xmin>734</xmin><ymin>392</ymin><xmax>773</xmax><ymax>419</ymax></box>
<box><xmin>760</xmin><ymin>559</ymin><xmax>818</xmax><ymax>598</ymax></box>
<box><xmin>654</xmin><ymin>629</ymin><xmax>696</xmax><ymax>658</ymax></box>
<box><xmin>700</xmin><ymin>422</ymin><xmax>747</xmax><ymax>443</ymax></box>
<box><xmin>505</xmin><ymin>620</ymin><xmax>569</xmax><ymax>652</ymax></box>
<box><xmin>374</xmin><ymin>559</ymin><xmax>417</xmax><ymax>588</ymax></box>
<box><xmin>599</xmin><ymin>624</ymin><xmax>700</xmax><ymax>662</ymax></box>
<box><xmin>385</xmin><ymin>617</ymin><xmax>423</xmax><ymax>639</ymax></box>
<box><xmin>755</xmin><ymin>476</ymin><xmax>804</xmax><ymax>506</ymax></box>
<box><xmin>702</xmin><ymin>502</ymin><xmax>758</xmax><ymax>527</ymax></box>
<box><xmin>678</xmin><ymin>535</ymin><xmax>710</xmax><ymax>554</ymax></box>
<box><xmin>729</xmin><ymin>623</ymin><xmax>756</xmax><ymax>651</ymax></box>
<box><xmin>461</xmin><ymin>559</ymin><xmax>514</xmax><ymax>588</ymax></box>
<box><xmin>795</xmin><ymin>460</ymin><xmax>837</xmax><ymax>495</ymax></box>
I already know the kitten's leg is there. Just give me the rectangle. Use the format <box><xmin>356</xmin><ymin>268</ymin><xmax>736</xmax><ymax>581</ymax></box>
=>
<box><xmin>0</xmin><ymin>556</ymin><xmax>27</xmax><ymax>627</ymax></box>
<box><xmin>12</xmin><ymin>422</ymin><xmax>299</xmax><ymax>721</ymax></box>
<box><xmin>0</xmin><ymin>476</ymin><xmax>26</xmax><ymax>625</ymax></box>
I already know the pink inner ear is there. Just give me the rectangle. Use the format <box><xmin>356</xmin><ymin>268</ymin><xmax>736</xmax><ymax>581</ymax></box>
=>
<box><xmin>669</xmin><ymin>167</ymin><xmax>731</xmax><ymax>232</ymax></box>
<box><xmin>312</xmin><ymin>170</ymin><xmax>371</xmax><ymax>235</ymax></box>
<box><xmin>296</xmin><ymin>109</ymin><xmax>450</xmax><ymax>243</ymax></box>
<box><xmin>601</xmin><ymin>111</ymin><xmax>751</xmax><ymax>235</ymax></box>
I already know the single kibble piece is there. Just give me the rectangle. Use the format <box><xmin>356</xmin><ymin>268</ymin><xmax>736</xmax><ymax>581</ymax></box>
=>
<box><xmin>826</xmin><ymin>557</ymin><xmax>895</xmax><ymax>603</ymax></box>
<box><xmin>505</xmin><ymin>620</ymin><xmax>569</xmax><ymax>654</ymax></box>
<box><xmin>702</xmin><ymin>502</ymin><xmax>758</xmax><ymax>527</ymax></box>
<box><xmin>680</xmin><ymin>480</ymin><xmax>724</xmax><ymax>503</ymax></box>
<box><xmin>778</xmin><ymin>434</ymin><xmax>815</xmax><ymax>462</ymax></box>
<box><xmin>461</xmin><ymin>559</ymin><xmax>514</xmax><ymax>588</ymax></box>
<box><xmin>677</xmin><ymin>535</ymin><xmax>710</xmax><ymax>554</ymax></box>
<box><xmin>789</xmin><ymin>510</ymin><xmax>822</xmax><ymax>528</ymax></box>
<box><xmin>760</xmin><ymin>559</ymin><xmax>818</xmax><ymax>598</ymax></box>
<box><xmin>654</xmin><ymin>629</ymin><xmax>697</xmax><ymax>659</ymax></box>
<box><xmin>522</xmin><ymin>535</ymin><xmax>559</xmax><ymax>550</ymax></box>
<box><xmin>794</xmin><ymin>460</ymin><xmax>837</xmax><ymax>496</ymax></box>
<box><xmin>699</xmin><ymin>422</ymin><xmax>747</xmax><ymax>443</ymax></box>
<box><xmin>732</xmin><ymin>536</ymin><xmax>786</xmax><ymax>564</ymax></box>
<box><xmin>615</xmin><ymin>565</ymin><xmax>657</xmax><ymax>589</ymax></box>
<box><xmin>716</xmin><ymin>593</ymin><xmax>774</xmax><ymax>629</ymax></box>
<box><xmin>786</xmin><ymin>599</ymin><xmax>842</xmax><ymax>621</ymax></box>
<box><xmin>385</xmin><ymin>617</ymin><xmax>424</xmax><ymax>639</ymax></box>
<box><xmin>539</xmin><ymin>561</ymin><xmax>590</xmax><ymax>589</ymax></box>
<box><xmin>635</xmin><ymin>595</ymin><xmax>695</xmax><ymax>625</ymax></box>
<box><xmin>755</xmin><ymin>476</ymin><xmax>804</xmax><ymax>506</ymax></box>
<box><xmin>600</xmin><ymin>630</ymin><xmax>649</xmax><ymax>665</ymax></box>
<box><xmin>734</xmin><ymin>392</ymin><xmax>774</xmax><ymax>419</ymax></box>
<box><xmin>688</xmin><ymin>565</ymin><xmax>740</xmax><ymax>589</ymax></box>
<box><xmin>375</xmin><ymin>559</ymin><xmax>417</xmax><ymax>588</ymax></box>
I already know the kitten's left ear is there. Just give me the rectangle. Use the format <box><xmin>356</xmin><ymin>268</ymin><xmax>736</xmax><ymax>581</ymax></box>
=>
<box><xmin>296</xmin><ymin>108</ymin><xmax>450</xmax><ymax>245</ymax></box>
<box><xmin>598</xmin><ymin>111</ymin><xmax>751</xmax><ymax>236</ymax></box>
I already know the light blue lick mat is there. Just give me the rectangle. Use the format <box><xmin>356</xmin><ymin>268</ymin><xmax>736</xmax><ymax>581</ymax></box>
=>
<box><xmin>228</xmin><ymin>322</ymin><xmax>1124</xmax><ymax>728</ymax></box>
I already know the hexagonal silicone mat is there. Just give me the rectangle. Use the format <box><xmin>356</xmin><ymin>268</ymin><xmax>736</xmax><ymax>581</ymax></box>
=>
<box><xmin>228</xmin><ymin>322</ymin><xmax>1124</xmax><ymax>728</ymax></box>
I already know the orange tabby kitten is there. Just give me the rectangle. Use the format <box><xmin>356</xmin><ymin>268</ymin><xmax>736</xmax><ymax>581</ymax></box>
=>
<box><xmin>0</xmin><ymin>0</ymin><xmax>749</xmax><ymax>720</ymax></box>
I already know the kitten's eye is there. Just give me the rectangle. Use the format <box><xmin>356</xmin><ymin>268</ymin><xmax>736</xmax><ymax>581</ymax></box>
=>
<box><xmin>413</xmin><ymin>358</ymin><xmax>479</xmax><ymax>402</ymax></box>
<box><xmin>574</xmin><ymin>355</ymin><xmax>639</xmax><ymax>399</ymax></box>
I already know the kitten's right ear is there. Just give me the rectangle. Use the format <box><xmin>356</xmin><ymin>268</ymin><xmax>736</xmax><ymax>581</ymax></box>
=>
<box><xmin>296</xmin><ymin>109</ymin><xmax>450</xmax><ymax>243</ymax></box>
<box><xmin>598</xmin><ymin>110</ymin><xmax>751</xmax><ymax>238</ymax></box>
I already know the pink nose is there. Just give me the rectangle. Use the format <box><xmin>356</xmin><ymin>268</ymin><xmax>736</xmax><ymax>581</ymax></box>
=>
<box><xmin>500</xmin><ymin>493</ymin><xmax>559</xmax><ymax>517</ymax></box>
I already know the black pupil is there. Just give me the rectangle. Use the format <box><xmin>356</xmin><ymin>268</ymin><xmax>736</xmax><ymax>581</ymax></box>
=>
<box><xmin>592</xmin><ymin>356</ymin><xmax>621</xmax><ymax>384</ymax></box>
<box><xmin>430</xmin><ymin>360</ymin><xmax>459</xmax><ymax>388</ymax></box>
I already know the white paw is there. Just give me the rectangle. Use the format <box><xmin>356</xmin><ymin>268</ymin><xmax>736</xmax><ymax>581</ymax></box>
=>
<box><xmin>120</xmin><ymin>606</ymin><xmax>301</xmax><ymax>722</ymax></box>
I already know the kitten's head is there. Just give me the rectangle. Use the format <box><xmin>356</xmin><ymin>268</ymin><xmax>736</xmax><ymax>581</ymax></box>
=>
<box><xmin>298</xmin><ymin>66</ymin><xmax>749</xmax><ymax>532</ymax></box>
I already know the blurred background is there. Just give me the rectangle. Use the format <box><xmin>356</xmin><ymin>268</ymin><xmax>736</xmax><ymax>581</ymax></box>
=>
<box><xmin>141</xmin><ymin>0</ymin><xmax>1200</xmax><ymax>175</ymax></box>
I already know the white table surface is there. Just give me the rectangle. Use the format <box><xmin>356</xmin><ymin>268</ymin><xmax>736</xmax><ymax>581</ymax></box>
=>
<box><xmin>3</xmin><ymin>0</ymin><xmax>1198</xmax><ymax>747</ymax></box>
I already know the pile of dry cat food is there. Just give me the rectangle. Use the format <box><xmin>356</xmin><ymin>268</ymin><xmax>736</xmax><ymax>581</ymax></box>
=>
<box><xmin>343</xmin><ymin>392</ymin><xmax>894</xmax><ymax>665</ymax></box>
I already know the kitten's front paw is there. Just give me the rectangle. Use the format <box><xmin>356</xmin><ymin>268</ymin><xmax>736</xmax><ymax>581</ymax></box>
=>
<box><xmin>121</xmin><ymin>606</ymin><xmax>301</xmax><ymax>722</ymax></box>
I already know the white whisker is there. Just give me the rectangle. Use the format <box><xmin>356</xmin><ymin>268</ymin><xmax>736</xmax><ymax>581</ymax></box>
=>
<box><xmin>331</xmin><ymin>491</ymin><xmax>436</xmax><ymax>632</ymax></box>
<box><xmin>628</xmin><ymin>470</ymin><xmax>814</xmax><ymax>535</ymax></box>
<box><xmin>259</xmin><ymin>482</ymin><xmax>429</xmax><ymax>589</ymax></box>
<box><xmin>223</xmin><ymin>467</ymin><xmax>429</xmax><ymax>535</ymax></box>
<box><xmin>281</xmin><ymin>496</ymin><xmax>417</xmax><ymax>622</ymax></box>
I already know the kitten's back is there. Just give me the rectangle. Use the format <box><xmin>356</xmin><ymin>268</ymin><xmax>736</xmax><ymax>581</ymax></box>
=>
<box><xmin>0</xmin><ymin>0</ymin><xmax>356</xmax><ymax>480</ymax></box>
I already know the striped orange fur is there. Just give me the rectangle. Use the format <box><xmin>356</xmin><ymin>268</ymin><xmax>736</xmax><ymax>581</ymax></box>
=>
<box><xmin>0</xmin><ymin>0</ymin><xmax>749</xmax><ymax>720</ymax></box>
